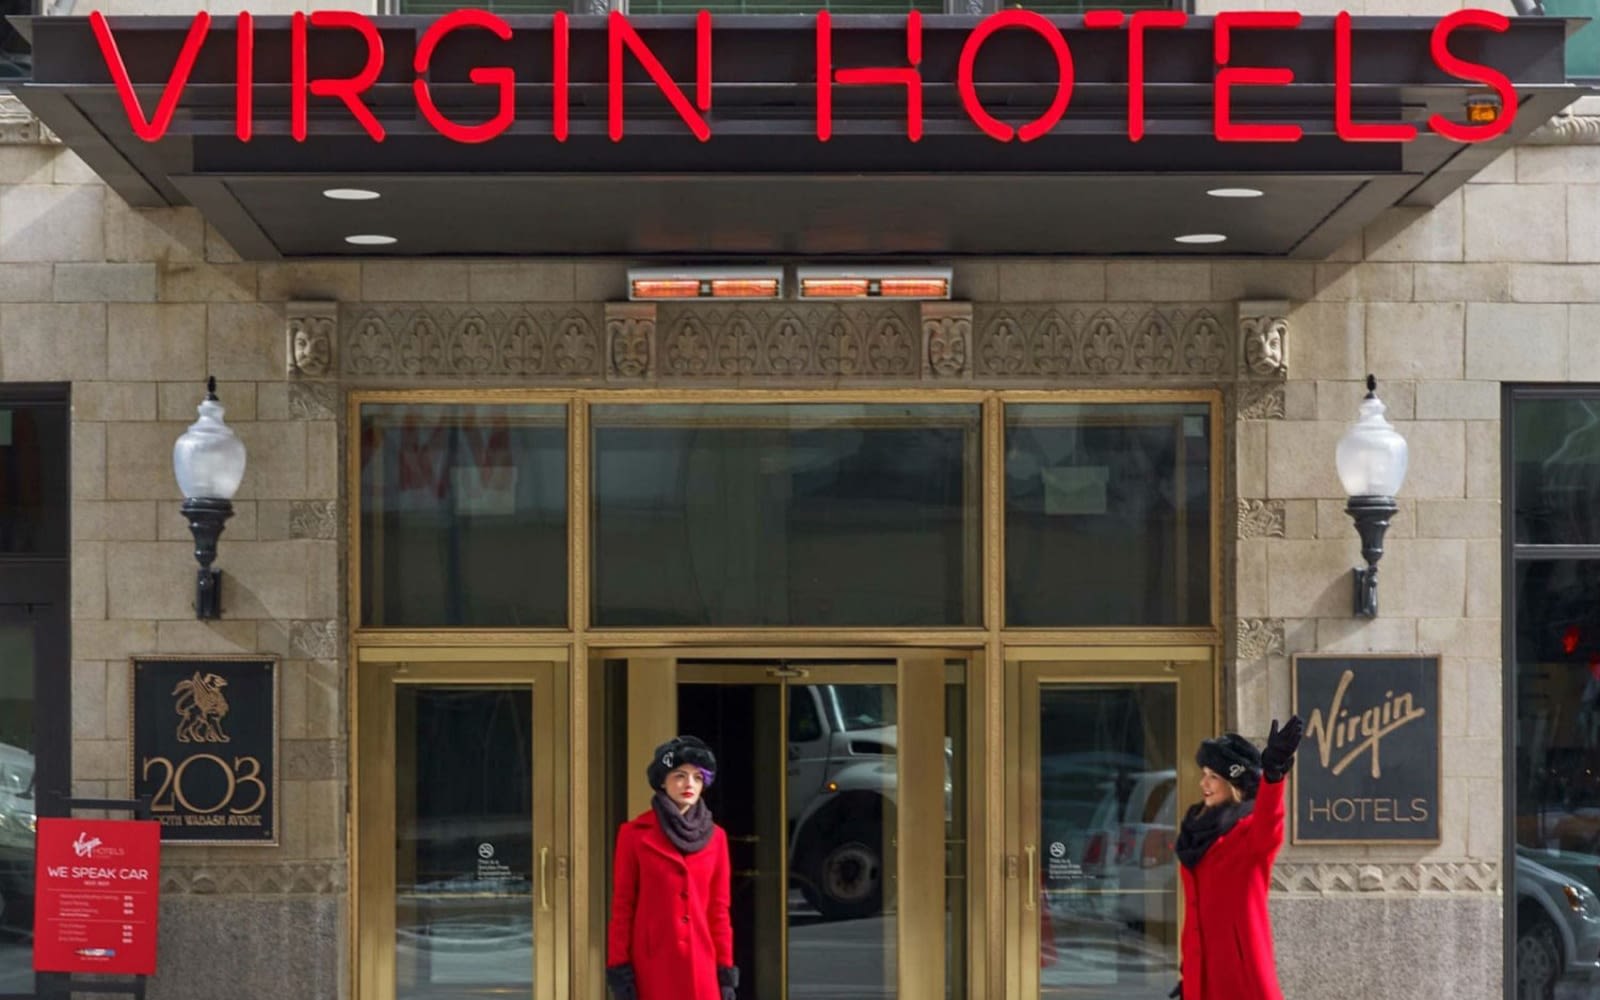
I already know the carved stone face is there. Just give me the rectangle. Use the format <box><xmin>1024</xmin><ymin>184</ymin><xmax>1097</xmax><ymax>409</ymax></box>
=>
<box><xmin>292</xmin><ymin>324</ymin><xmax>331</xmax><ymax>376</ymax></box>
<box><xmin>1244</xmin><ymin>318</ymin><xmax>1286</xmax><ymax>376</ymax></box>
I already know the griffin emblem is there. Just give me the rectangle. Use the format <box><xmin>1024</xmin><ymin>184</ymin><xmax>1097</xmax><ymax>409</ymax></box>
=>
<box><xmin>173</xmin><ymin>671</ymin><xmax>231</xmax><ymax>744</ymax></box>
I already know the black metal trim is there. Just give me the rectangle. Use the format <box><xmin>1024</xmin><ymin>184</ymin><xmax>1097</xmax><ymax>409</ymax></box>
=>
<box><xmin>1502</xmin><ymin>382</ymin><xmax>1516</xmax><ymax>1000</ymax></box>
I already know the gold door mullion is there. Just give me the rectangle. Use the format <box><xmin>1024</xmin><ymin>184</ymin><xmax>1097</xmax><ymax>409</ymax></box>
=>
<box><xmin>356</xmin><ymin>663</ymin><xmax>397</xmax><ymax>1000</ymax></box>
<box><xmin>898</xmin><ymin>653</ymin><xmax>947</xmax><ymax>1000</ymax></box>
<box><xmin>1016</xmin><ymin>663</ymin><xmax>1042</xmax><ymax>1000</ymax></box>
<box><xmin>533</xmin><ymin>660</ymin><xmax>561</xmax><ymax>1000</ymax></box>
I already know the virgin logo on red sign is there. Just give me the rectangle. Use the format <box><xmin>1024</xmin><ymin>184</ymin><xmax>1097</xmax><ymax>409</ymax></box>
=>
<box><xmin>89</xmin><ymin>8</ymin><xmax>1519</xmax><ymax>147</ymax></box>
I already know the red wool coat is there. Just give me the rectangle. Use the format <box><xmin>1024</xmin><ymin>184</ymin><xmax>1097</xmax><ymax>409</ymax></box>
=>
<box><xmin>607</xmin><ymin>811</ymin><xmax>733</xmax><ymax>1000</ymax></box>
<box><xmin>1178</xmin><ymin>776</ymin><xmax>1286</xmax><ymax>1000</ymax></box>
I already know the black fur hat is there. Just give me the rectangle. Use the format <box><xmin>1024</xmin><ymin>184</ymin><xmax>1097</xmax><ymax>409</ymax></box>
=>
<box><xmin>1197</xmin><ymin>733</ymin><xmax>1262</xmax><ymax>795</ymax></box>
<box><xmin>647</xmin><ymin>735</ymin><xmax>718</xmax><ymax>791</ymax></box>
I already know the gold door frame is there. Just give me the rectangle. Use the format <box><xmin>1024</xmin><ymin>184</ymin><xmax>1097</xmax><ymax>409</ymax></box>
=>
<box><xmin>346</xmin><ymin>387</ymin><xmax>1225</xmax><ymax>1000</ymax></box>
<box><xmin>594</xmin><ymin>648</ymin><xmax>960</xmax><ymax>1000</ymax></box>
<box><xmin>354</xmin><ymin>647</ymin><xmax>572</xmax><ymax>1000</ymax></box>
<box><xmin>1003</xmin><ymin>646</ymin><xmax>1214</xmax><ymax>1000</ymax></box>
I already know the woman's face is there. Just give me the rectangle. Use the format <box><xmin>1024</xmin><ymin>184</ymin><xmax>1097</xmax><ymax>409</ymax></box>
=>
<box><xmin>664</xmin><ymin>765</ymin><xmax>705</xmax><ymax>809</ymax></box>
<box><xmin>1199</xmin><ymin>767</ymin><xmax>1235</xmax><ymax>808</ymax></box>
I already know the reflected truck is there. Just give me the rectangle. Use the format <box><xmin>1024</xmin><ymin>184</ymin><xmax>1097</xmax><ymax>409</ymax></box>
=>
<box><xmin>785</xmin><ymin>683</ymin><xmax>952</xmax><ymax>922</ymax></box>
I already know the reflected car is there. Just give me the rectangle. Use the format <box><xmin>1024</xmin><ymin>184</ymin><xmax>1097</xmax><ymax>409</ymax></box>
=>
<box><xmin>0</xmin><ymin>743</ymin><xmax>34</xmax><ymax>934</ymax></box>
<box><xmin>1516</xmin><ymin>853</ymin><xmax>1600</xmax><ymax>1000</ymax></box>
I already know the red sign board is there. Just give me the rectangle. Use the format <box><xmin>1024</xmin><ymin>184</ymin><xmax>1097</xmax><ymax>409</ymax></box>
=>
<box><xmin>88</xmin><ymin>8</ymin><xmax>1519</xmax><ymax>146</ymax></box>
<box><xmin>33</xmin><ymin>818</ymin><xmax>161</xmax><ymax>976</ymax></box>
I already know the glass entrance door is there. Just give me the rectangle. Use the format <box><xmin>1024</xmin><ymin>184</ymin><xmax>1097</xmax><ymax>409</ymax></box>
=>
<box><xmin>1011</xmin><ymin>650</ymin><xmax>1212</xmax><ymax>1000</ymax></box>
<box><xmin>357</xmin><ymin>654</ymin><xmax>568</xmax><ymax>1000</ymax></box>
<box><xmin>608</xmin><ymin>654</ymin><xmax>955</xmax><ymax>1000</ymax></box>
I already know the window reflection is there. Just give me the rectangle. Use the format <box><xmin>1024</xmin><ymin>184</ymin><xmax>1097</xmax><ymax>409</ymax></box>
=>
<box><xmin>1038</xmin><ymin>684</ymin><xmax>1177</xmax><ymax>1000</ymax></box>
<box><xmin>592</xmin><ymin>404</ymin><xmax>981</xmax><ymax>628</ymax></box>
<box><xmin>359</xmin><ymin>404</ymin><xmax>567</xmax><ymax>628</ymax></box>
<box><xmin>395</xmin><ymin>687</ymin><xmax>535</xmax><ymax>1000</ymax></box>
<box><xmin>1006</xmin><ymin>404</ymin><xmax>1211</xmax><ymax>628</ymax></box>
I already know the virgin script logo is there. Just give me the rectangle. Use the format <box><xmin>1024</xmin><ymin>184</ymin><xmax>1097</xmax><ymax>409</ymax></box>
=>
<box><xmin>1304</xmin><ymin>669</ymin><xmax>1427</xmax><ymax>779</ymax></box>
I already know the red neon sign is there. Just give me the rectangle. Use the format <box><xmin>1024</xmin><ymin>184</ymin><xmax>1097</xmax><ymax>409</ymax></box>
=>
<box><xmin>89</xmin><ymin>9</ymin><xmax>1520</xmax><ymax>146</ymax></box>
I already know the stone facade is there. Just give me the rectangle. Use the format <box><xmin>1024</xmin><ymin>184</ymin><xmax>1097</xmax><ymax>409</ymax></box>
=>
<box><xmin>3</xmin><ymin>2</ymin><xmax>1598</xmax><ymax>997</ymax></box>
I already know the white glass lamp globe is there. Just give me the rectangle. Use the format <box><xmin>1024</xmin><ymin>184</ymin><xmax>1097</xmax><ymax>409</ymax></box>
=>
<box><xmin>1335</xmin><ymin>376</ymin><xmax>1408</xmax><ymax>499</ymax></box>
<box><xmin>173</xmin><ymin>378</ymin><xmax>247</xmax><ymax>501</ymax></box>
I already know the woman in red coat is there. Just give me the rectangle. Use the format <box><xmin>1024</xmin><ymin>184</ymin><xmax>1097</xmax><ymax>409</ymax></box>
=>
<box><xmin>1173</xmin><ymin>716</ymin><xmax>1303</xmax><ymax>1000</ymax></box>
<box><xmin>607</xmin><ymin>736</ymin><xmax>738</xmax><ymax>1000</ymax></box>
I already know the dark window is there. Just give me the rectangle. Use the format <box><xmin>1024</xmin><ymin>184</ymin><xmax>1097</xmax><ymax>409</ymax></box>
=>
<box><xmin>359</xmin><ymin>404</ymin><xmax>568</xmax><ymax>629</ymax></box>
<box><xmin>1508</xmin><ymin>389</ymin><xmax>1600</xmax><ymax>1000</ymax></box>
<box><xmin>0</xmin><ymin>0</ymin><xmax>31</xmax><ymax>82</ymax></box>
<box><xmin>1004</xmin><ymin>403</ymin><xmax>1212</xmax><ymax>628</ymax></box>
<box><xmin>0</xmin><ymin>385</ymin><xmax>69</xmax><ymax>1000</ymax></box>
<box><xmin>591</xmin><ymin>403</ymin><xmax>981</xmax><ymax>628</ymax></box>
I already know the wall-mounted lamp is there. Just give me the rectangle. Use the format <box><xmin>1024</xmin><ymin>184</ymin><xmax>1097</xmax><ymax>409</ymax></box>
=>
<box><xmin>172</xmin><ymin>377</ymin><xmax>247</xmax><ymax>620</ymax></box>
<box><xmin>1335</xmin><ymin>375</ymin><xmax>1408</xmax><ymax>618</ymax></box>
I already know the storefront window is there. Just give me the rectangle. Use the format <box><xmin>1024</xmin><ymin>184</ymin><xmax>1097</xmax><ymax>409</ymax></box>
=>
<box><xmin>1510</xmin><ymin>393</ymin><xmax>1600</xmax><ymax>1000</ymax></box>
<box><xmin>359</xmin><ymin>404</ymin><xmax>567</xmax><ymax>628</ymax></box>
<box><xmin>1004</xmin><ymin>402</ymin><xmax>1211</xmax><ymax>628</ymax></box>
<box><xmin>591</xmin><ymin>403</ymin><xmax>981</xmax><ymax>627</ymax></box>
<box><xmin>0</xmin><ymin>388</ymin><xmax>68</xmax><ymax>998</ymax></box>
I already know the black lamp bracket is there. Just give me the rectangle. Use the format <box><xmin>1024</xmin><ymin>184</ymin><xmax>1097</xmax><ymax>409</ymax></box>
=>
<box><xmin>180</xmin><ymin>497</ymin><xmax>234</xmax><ymax>620</ymax></box>
<box><xmin>1346</xmin><ymin>494</ymin><xmax>1399</xmax><ymax>618</ymax></box>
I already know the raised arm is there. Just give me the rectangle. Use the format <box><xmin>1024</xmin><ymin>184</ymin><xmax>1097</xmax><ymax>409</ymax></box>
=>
<box><xmin>1248</xmin><ymin>716</ymin><xmax>1303</xmax><ymax>854</ymax></box>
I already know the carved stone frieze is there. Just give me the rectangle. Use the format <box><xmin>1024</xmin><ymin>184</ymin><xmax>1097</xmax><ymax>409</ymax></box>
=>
<box><xmin>289</xmin><ymin>501</ymin><xmax>339</xmax><ymax>540</ymax></box>
<box><xmin>162</xmin><ymin>862</ymin><xmax>345</xmax><ymax>896</ymax></box>
<box><xmin>1239</xmin><ymin>300</ymin><xmax>1289</xmax><ymax>379</ymax></box>
<box><xmin>1238</xmin><ymin>498</ymin><xmax>1286</xmax><ymax>539</ymax></box>
<box><xmin>1239</xmin><ymin>383</ymin><xmax>1287</xmax><ymax>420</ymax></box>
<box><xmin>606</xmin><ymin>302</ymin><xmax>656</xmax><ymax>380</ymax></box>
<box><xmin>1272</xmin><ymin>862</ymin><xmax>1499</xmax><ymax>895</ymax></box>
<box><xmin>290</xmin><ymin>620</ymin><xmax>341</xmax><ymax>661</ymax></box>
<box><xmin>922</xmin><ymin>302</ymin><xmax>973</xmax><ymax>380</ymax></box>
<box><xmin>1527</xmin><ymin>114</ymin><xmax>1600</xmax><ymax>146</ymax></box>
<box><xmin>0</xmin><ymin>93</ymin><xmax>40</xmax><ymax>145</ymax></box>
<box><xmin>288</xmin><ymin>381</ymin><xmax>339</xmax><ymax>421</ymax></box>
<box><xmin>1236</xmin><ymin>618</ymin><xmax>1286</xmax><ymax>662</ymax></box>
<box><xmin>342</xmin><ymin>305</ymin><xmax>603</xmax><ymax>378</ymax></box>
<box><xmin>654</xmin><ymin>303</ymin><xmax>920</xmax><ymax>378</ymax></box>
<box><xmin>972</xmin><ymin>305</ymin><xmax>1230</xmax><ymax>377</ymax></box>
<box><xmin>287</xmin><ymin>301</ymin><xmax>337</xmax><ymax>378</ymax></box>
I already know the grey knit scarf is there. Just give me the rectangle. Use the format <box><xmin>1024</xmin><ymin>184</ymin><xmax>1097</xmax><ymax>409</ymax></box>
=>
<box><xmin>651</xmin><ymin>790</ymin><xmax>714</xmax><ymax>854</ymax></box>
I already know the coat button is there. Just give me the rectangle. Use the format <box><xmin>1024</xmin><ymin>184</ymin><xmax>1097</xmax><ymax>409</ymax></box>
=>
<box><xmin>681</xmin><ymin>891</ymin><xmax>688</xmax><ymax>900</ymax></box>
<box><xmin>682</xmin><ymin>915</ymin><xmax>690</xmax><ymax>923</ymax></box>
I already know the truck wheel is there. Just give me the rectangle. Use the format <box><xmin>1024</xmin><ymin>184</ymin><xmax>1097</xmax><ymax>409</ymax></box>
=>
<box><xmin>1516</xmin><ymin>909</ymin><xmax>1561</xmax><ymax>1000</ymax></box>
<box><xmin>809</xmin><ymin>825</ymin><xmax>883</xmax><ymax>922</ymax></box>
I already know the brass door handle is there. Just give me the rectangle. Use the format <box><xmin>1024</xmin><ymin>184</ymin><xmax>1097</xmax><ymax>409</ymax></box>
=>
<box><xmin>1024</xmin><ymin>845</ymin><xmax>1036</xmax><ymax>911</ymax></box>
<box><xmin>540</xmin><ymin>847</ymin><xmax>550</xmax><ymax>912</ymax></box>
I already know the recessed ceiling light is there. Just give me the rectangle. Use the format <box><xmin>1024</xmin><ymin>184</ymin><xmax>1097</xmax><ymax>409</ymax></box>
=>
<box><xmin>1174</xmin><ymin>233</ymin><xmax>1227</xmax><ymax>245</ymax></box>
<box><xmin>323</xmin><ymin>188</ymin><xmax>381</xmax><ymax>201</ymax></box>
<box><xmin>1207</xmin><ymin>187</ymin><xmax>1264</xmax><ymax>199</ymax></box>
<box><xmin>345</xmin><ymin>234</ymin><xmax>397</xmax><ymax>246</ymax></box>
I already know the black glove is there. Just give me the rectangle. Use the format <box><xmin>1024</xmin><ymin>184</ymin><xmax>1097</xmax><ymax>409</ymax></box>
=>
<box><xmin>718</xmin><ymin>965</ymin><xmax>740</xmax><ymax>1000</ymax></box>
<box><xmin>1261</xmin><ymin>715</ymin><xmax>1304</xmax><ymax>783</ymax></box>
<box><xmin>605</xmin><ymin>964</ymin><xmax>637</xmax><ymax>1000</ymax></box>
<box><xmin>1168</xmin><ymin>981</ymin><xmax>1182</xmax><ymax>999</ymax></box>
